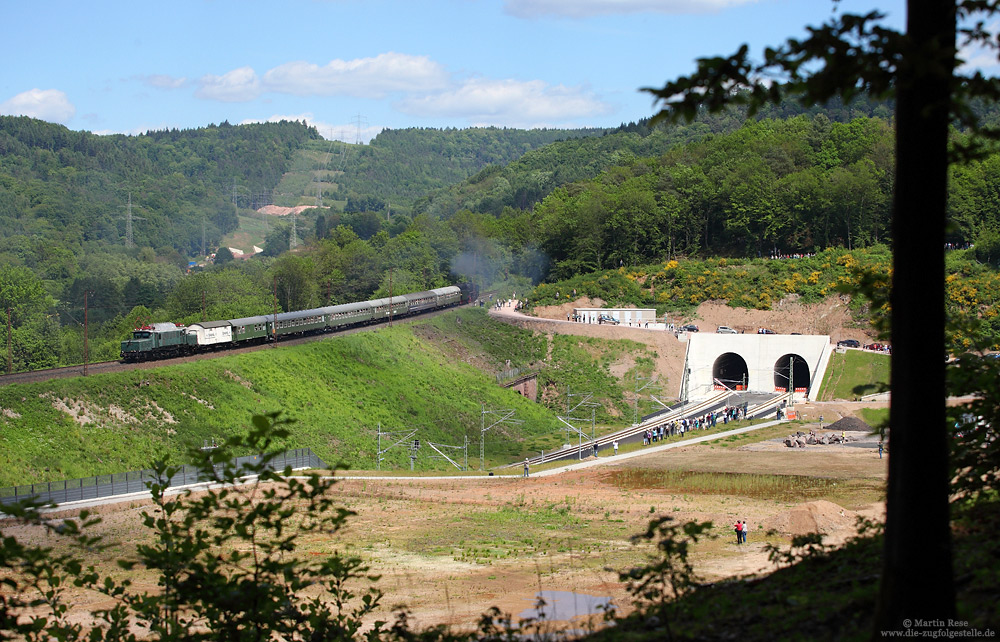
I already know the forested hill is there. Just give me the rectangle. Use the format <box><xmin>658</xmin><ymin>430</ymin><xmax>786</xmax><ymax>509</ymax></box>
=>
<box><xmin>327</xmin><ymin>126</ymin><xmax>609</xmax><ymax>211</ymax></box>
<box><xmin>303</xmin><ymin>95</ymin><xmax>896</xmax><ymax>220</ymax></box>
<box><xmin>411</xmin><ymin>95</ymin><xmax>897</xmax><ymax>221</ymax></box>
<box><xmin>0</xmin><ymin>97</ymin><xmax>894</xmax><ymax>268</ymax></box>
<box><xmin>532</xmin><ymin>115</ymin><xmax>897</xmax><ymax>276</ymax></box>
<box><xmin>0</xmin><ymin>117</ymin><xmax>318</xmax><ymax>260</ymax></box>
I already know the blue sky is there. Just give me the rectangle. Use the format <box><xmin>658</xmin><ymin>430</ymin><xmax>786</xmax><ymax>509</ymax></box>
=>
<box><xmin>0</xmin><ymin>1</ymin><xmax>920</xmax><ymax>142</ymax></box>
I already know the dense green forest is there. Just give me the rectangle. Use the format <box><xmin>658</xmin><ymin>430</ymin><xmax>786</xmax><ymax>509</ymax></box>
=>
<box><xmin>528</xmin><ymin>115</ymin><xmax>896</xmax><ymax>276</ymax></box>
<box><xmin>3</xmin><ymin>98</ymin><xmax>1000</xmax><ymax>373</ymax></box>
<box><xmin>329</xmin><ymin>126</ymin><xmax>609</xmax><ymax>211</ymax></box>
<box><xmin>412</xmin><ymin>96</ymin><xmax>896</xmax><ymax>221</ymax></box>
<box><xmin>0</xmin><ymin>117</ymin><xmax>316</xmax><ymax>259</ymax></box>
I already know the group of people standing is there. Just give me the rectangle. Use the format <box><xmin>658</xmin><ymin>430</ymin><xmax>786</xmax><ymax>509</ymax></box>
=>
<box><xmin>641</xmin><ymin>405</ymin><xmax>749</xmax><ymax>446</ymax></box>
<box><xmin>481</xmin><ymin>293</ymin><xmax>522</xmax><ymax>311</ymax></box>
<box><xmin>769</xmin><ymin>252</ymin><xmax>816</xmax><ymax>260</ymax></box>
<box><xmin>643</xmin><ymin>424</ymin><xmax>673</xmax><ymax>445</ymax></box>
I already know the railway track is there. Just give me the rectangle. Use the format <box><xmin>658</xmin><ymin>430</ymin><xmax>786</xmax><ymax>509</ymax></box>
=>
<box><xmin>511</xmin><ymin>390</ymin><xmax>792</xmax><ymax>469</ymax></box>
<box><xmin>0</xmin><ymin>305</ymin><xmax>462</xmax><ymax>387</ymax></box>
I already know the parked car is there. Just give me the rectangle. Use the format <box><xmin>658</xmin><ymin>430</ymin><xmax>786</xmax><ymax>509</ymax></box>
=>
<box><xmin>716</xmin><ymin>325</ymin><xmax>737</xmax><ymax>334</ymax></box>
<box><xmin>837</xmin><ymin>339</ymin><xmax>860</xmax><ymax>348</ymax></box>
<box><xmin>757</xmin><ymin>328</ymin><xmax>776</xmax><ymax>334</ymax></box>
<box><xmin>679</xmin><ymin>324</ymin><xmax>699</xmax><ymax>332</ymax></box>
<box><xmin>599</xmin><ymin>314</ymin><xmax>620</xmax><ymax>325</ymax></box>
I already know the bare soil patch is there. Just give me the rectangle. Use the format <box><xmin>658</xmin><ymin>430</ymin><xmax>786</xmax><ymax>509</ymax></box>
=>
<box><xmin>5</xmin><ymin>431</ymin><xmax>886</xmax><ymax>633</ymax></box>
<box><xmin>495</xmin><ymin>303</ymin><xmax>688</xmax><ymax>399</ymax></box>
<box><xmin>257</xmin><ymin>205</ymin><xmax>329</xmax><ymax>217</ymax></box>
<box><xmin>530</xmin><ymin>295</ymin><xmax>869</xmax><ymax>342</ymax></box>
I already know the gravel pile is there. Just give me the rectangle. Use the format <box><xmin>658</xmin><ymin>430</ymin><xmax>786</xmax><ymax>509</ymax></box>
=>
<box><xmin>827</xmin><ymin>416</ymin><xmax>873</xmax><ymax>433</ymax></box>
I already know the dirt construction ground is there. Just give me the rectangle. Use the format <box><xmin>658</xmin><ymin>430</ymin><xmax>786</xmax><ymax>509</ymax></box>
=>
<box><xmin>329</xmin><ymin>433</ymin><xmax>887</xmax><ymax>631</ymax></box>
<box><xmin>4</xmin><ymin>420</ymin><xmax>887</xmax><ymax>635</ymax></box>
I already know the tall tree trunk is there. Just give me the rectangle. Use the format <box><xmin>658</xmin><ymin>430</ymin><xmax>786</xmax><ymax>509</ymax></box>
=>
<box><xmin>875</xmin><ymin>0</ymin><xmax>956</xmax><ymax>632</ymax></box>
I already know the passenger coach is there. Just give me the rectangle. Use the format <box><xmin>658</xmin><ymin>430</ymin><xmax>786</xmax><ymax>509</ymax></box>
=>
<box><xmin>120</xmin><ymin>283</ymin><xmax>474</xmax><ymax>362</ymax></box>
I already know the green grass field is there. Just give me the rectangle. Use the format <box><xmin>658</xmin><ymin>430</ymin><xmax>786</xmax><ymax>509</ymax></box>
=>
<box><xmin>817</xmin><ymin>348</ymin><xmax>890</xmax><ymax>400</ymax></box>
<box><xmin>218</xmin><ymin>213</ymin><xmax>269</xmax><ymax>254</ymax></box>
<box><xmin>858</xmin><ymin>406</ymin><xmax>889</xmax><ymax>431</ymax></box>
<box><xmin>272</xmin><ymin>144</ymin><xmax>346</xmax><ymax>206</ymax></box>
<box><xmin>605</xmin><ymin>468</ymin><xmax>884</xmax><ymax>506</ymax></box>
<box><xmin>0</xmin><ymin>327</ymin><xmax>543</xmax><ymax>486</ymax></box>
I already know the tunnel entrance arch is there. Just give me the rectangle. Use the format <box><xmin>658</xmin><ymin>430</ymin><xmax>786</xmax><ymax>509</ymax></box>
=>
<box><xmin>713</xmin><ymin>352</ymin><xmax>749</xmax><ymax>390</ymax></box>
<box><xmin>682</xmin><ymin>334</ymin><xmax>830</xmax><ymax>400</ymax></box>
<box><xmin>774</xmin><ymin>353</ymin><xmax>811</xmax><ymax>392</ymax></box>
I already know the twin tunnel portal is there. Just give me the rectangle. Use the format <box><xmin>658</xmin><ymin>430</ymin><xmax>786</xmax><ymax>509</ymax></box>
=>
<box><xmin>684</xmin><ymin>334</ymin><xmax>832</xmax><ymax>400</ymax></box>
<box><xmin>711</xmin><ymin>351</ymin><xmax>812</xmax><ymax>392</ymax></box>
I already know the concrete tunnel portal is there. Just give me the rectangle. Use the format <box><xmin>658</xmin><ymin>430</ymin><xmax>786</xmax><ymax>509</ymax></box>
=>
<box><xmin>684</xmin><ymin>334</ymin><xmax>831</xmax><ymax>400</ymax></box>
<box><xmin>773</xmin><ymin>353</ymin><xmax>811</xmax><ymax>392</ymax></box>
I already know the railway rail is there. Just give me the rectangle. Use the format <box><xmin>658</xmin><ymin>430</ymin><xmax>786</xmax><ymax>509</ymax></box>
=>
<box><xmin>512</xmin><ymin>390</ymin><xmax>792</xmax><ymax>469</ymax></box>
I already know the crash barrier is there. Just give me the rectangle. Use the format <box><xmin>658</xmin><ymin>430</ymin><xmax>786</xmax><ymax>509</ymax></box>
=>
<box><xmin>0</xmin><ymin>448</ymin><xmax>327</xmax><ymax>507</ymax></box>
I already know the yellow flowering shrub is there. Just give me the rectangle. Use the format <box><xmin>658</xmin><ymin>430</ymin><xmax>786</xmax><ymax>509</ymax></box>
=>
<box><xmin>837</xmin><ymin>254</ymin><xmax>857</xmax><ymax>268</ymax></box>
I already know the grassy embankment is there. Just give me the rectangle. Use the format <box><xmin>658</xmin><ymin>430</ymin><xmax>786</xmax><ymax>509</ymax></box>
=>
<box><xmin>817</xmin><ymin>348</ymin><xmax>890</xmax><ymax>400</ymax></box>
<box><xmin>418</xmin><ymin>307</ymin><xmax>659</xmax><ymax>455</ymax></box>
<box><xmin>223</xmin><ymin>214</ymin><xmax>269</xmax><ymax>255</ymax></box>
<box><xmin>0</xmin><ymin>308</ymin><xmax>658</xmax><ymax>487</ymax></box>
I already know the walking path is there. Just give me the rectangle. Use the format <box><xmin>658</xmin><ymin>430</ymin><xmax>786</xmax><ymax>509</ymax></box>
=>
<box><xmin>490</xmin><ymin>298</ymin><xmax>672</xmax><ymax>332</ymax></box>
<box><xmin>28</xmin><ymin>419</ymin><xmax>787</xmax><ymax>514</ymax></box>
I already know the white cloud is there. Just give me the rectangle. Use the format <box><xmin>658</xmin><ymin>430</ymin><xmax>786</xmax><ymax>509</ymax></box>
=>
<box><xmin>0</xmin><ymin>88</ymin><xmax>76</xmax><ymax>124</ymax></box>
<box><xmin>191</xmin><ymin>54</ymin><xmax>610</xmax><ymax>130</ymax></box>
<box><xmin>958</xmin><ymin>19</ymin><xmax>1000</xmax><ymax>76</ymax></box>
<box><xmin>196</xmin><ymin>66</ymin><xmax>261</xmax><ymax>102</ymax></box>
<box><xmin>142</xmin><ymin>74</ymin><xmax>187</xmax><ymax>89</ymax></box>
<box><xmin>960</xmin><ymin>51</ymin><xmax>1000</xmax><ymax>74</ymax></box>
<box><xmin>194</xmin><ymin>53</ymin><xmax>450</xmax><ymax>103</ymax></box>
<box><xmin>504</xmin><ymin>0</ymin><xmax>755</xmax><ymax>18</ymax></box>
<box><xmin>262</xmin><ymin>52</ymin><xmax>449</xmax><ymax>98</ymax></box>
<box><xmin>396</xmin><ymin>78</ymin><xmax>612</xmax><ymax>126</ymax></box>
